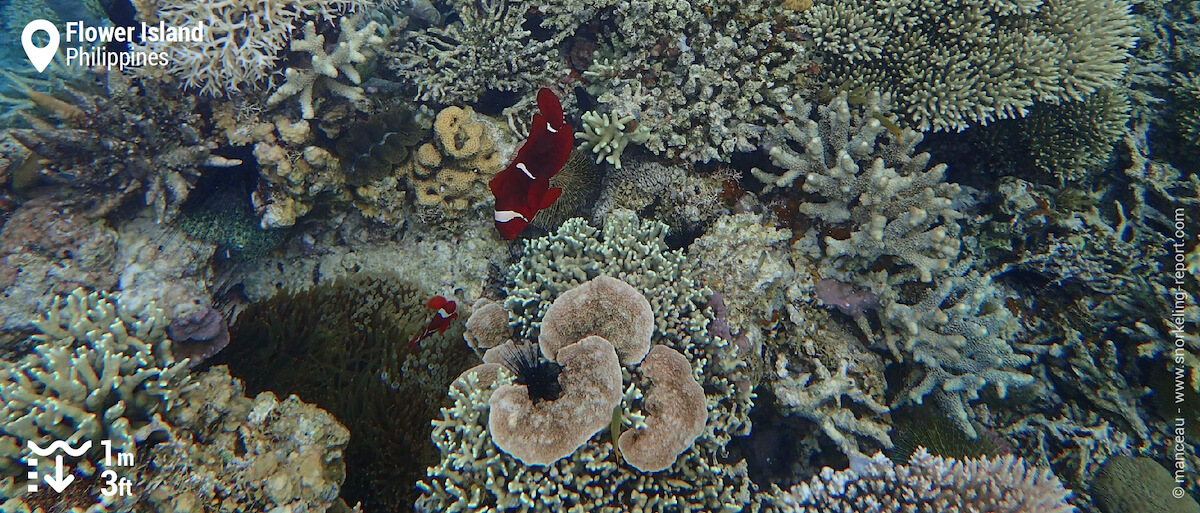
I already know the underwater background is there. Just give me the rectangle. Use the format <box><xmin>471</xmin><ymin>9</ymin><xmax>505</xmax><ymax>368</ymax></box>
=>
<box><xmin>0</xmin><ymin>0</ymin><xmax>1198</xmax><ymax>511</ymax></box>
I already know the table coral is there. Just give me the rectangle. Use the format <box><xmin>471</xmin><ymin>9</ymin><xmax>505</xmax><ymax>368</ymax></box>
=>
<box><xmin>801</xmin><ymin>0</ymin><xmax>1137</xmax><ymax>132</ymax></box>
<box><xmin>774</xmin><ymin>448</ymin><xmax>1075</xmax><ymax>512</ymax></box>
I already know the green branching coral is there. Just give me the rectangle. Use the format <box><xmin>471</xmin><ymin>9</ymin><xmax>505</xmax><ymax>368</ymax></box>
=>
<box><xmin>390</xmin><ymin>0</ymin><xmax>569</xmax><ymax>105</ymax></box>
<box><xmin>1174</xmin><ymin>72</ymin><xmax>1200</xmax><ymax>144</ymax></box>
<box><xmin>0</xmin><ymin>288</ymin><xmax>191</xmax><ymax>506</ymax></box>
<box><xmin>418</xmin><ymin>211</ymin><xmax>757</xmax><ymax>513</ymax></box>
<box><xmin>802</xmin><ymin>0</ymin><xmax>1137</xmax><ymax>132</ymax></box>
<box><xmin>211</xmin><ymin>273</ymin><xmax>475</xmax><ymax>513</ymax></box>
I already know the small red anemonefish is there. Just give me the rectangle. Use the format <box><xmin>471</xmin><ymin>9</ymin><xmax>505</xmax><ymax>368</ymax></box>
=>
<box><xmin>488</xmin><ymin>88</ymin><xmax>575</xmax><ymax>239</ymax></box>
<box><xmin>408</xmin><ymin>295</ymin><xmax>459</xmax><ymax>347</ymax></box>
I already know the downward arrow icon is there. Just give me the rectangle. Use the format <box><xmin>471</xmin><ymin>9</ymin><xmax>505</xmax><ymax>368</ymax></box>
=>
<box><xmin>43</xmin><ymin>455</ymin><xmax>74</xmax><ymax>493</ymax></box>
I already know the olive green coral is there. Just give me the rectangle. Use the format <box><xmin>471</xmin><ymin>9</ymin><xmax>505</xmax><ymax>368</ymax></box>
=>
<box><xmin>802</xmin><ymin>0</ymin><xmax>1137</xmax><ymax>132</ymax></box>
<box><xmin>0</xmin><ymin>288</ymin><xmax>191</xmax><ymax>507</ymax></box>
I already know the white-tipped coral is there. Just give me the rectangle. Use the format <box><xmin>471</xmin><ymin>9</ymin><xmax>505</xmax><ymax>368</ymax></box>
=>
<box><xmin>618</xmin><ymin>345</ymin><xmax>707</xmax><ymax>472</ymax></box>
<box><xmin>778</xmin><ymin>447</ymin><xmax>1075</xmax><ymax>512</ymax></box>
<box><xmin>488</xmin><ymin>336</ymin><xmax>623</xmax><ymax>466</ymax></box>
<box><xmin>539</xmin><ymin>276</ymin><xmax>654</xmax><ymax>365</ymax></box>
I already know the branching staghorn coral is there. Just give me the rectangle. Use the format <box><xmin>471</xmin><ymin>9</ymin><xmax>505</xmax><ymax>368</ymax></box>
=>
<box><xmin>801</xmin><ymin>0</ymin><xmax>1137</xmax><ymax>132</ymax></box>
<box><xmin>136</xmin><ymin>0</ymin><xmax>377</xmax><ymax>96</ymax></box>
<box><xmin>775</xmin><ymin>447</ymin><xmax>1075</xmax><ymax>512</ymax></box>
<box><xmin>389</xmin><ymin>0</ymin><xmax>570</xmax><ymax>105</ymax></box>
<box><xmin>0</xmin><ymin>288</ymin><xmax>191</xmax><ymax>505</ymax></box>
<box><xmin>762</xmin><ymin>92</ymin><xmax>1029</xmax><ymax>438</ymax></box>
<box><xmin>267</xmin><ymin>18</ymin><xmax>384</xmax><ymax>119</ymax></box>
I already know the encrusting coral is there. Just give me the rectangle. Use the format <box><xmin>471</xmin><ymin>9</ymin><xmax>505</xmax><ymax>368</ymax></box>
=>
<box><xmin>617</xmin><ymin>345</ymin><xmax>707</xmax><ymax>472</ymax></box>
<box><xmin>488</xmin><ymin>336</ymin><xmax>624</xmax><ymax>466</ymax></box>
<box><xmin>538</xmin><ymin>275</ymin><xmax>654</xmax><ymax>365</ymax></box>
<box><xmin>774</xmin><ymin>447</ymin><xmax>1075</xmax><ymax>512</ymax></box>
<box><xmin>140</xmin><ymin>367</ymin><xmax>351</xmax><ymax>513</ymax></box>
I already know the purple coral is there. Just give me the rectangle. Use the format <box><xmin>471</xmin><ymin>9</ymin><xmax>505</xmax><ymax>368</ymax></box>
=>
<box><xmin>168</xmin><ymin>306</ymin><xmax>230</xmax><ymax>367</ymax></box>
<box><xmin>815</xmin><ymin>279</ymin><xmax>878</xmax><ymax>318</ymax></box>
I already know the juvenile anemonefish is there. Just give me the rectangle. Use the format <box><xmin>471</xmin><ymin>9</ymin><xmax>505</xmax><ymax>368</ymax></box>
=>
<box><xmin>408</xmin><ymin>295</ymin><xmax>459</xmax><ymax>347</ymax></box>
<box><xmin>488</xmin><ymin>88</ymin><xmax>575</xmax><ymax>239</ymax></box>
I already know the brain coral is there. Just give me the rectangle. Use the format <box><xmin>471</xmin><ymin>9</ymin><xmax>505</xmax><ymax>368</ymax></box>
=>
<box><xmin>801</xmin><ymin>0</ymin><xmax>1137</xmax><ymax>131</ymax></box>
<box><xmin>406</xmin><ymin>105</ymin><xmax>509</xmax><ymax>220</ymax></box>
<box><xmin>418</xmin><ymin>210</ymin><xmax>756</xmax><ymax>512</ymax></box>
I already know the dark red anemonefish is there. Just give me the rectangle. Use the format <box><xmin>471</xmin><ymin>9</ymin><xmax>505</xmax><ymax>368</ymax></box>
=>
<box><xmin>408</xmin><ymin>295</ymin><xmax>459</xmax><ymax>347</ymax></box>
<box><xmin>488</xmin><ymin>88</ymin><xmax>575</xmax><ymax>239</ymax></box>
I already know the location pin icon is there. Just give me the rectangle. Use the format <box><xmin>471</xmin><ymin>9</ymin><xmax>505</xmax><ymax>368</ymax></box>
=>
<box><xmin>22</xmin><ymin>20</ymin><xmax>59</xmax><ymax>73</ymax></box>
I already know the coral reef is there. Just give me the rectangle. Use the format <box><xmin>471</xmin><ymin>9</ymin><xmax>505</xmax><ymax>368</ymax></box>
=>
<box><xmin>211</xmin><ymin>273</ymin><xmax>475</xmax><ymax>512</ymax></box>
<box><xmin>140</xmin><ymin>367</ymin><xmax>350</xmax><ymax>513</ymax></box>
<box><xmin>0</xmin><ymin>288</ymin><xmax>190</xmax><ymax>508</ymax></box>
<box><xmin>800</xmin><ymin>0</ymin><xmax>1138</xmax><ymax>131</ymax></box>
<box><xmin>1174</xmin><ymin>72</ymin><xmax>1200</xmax><ymax>144</ymax></box>
<box><xmin>0</xmin><ymin>197</ymin><xmax>117</xmax><ymax>338</ymax></box>
<box><xmin>266</xmin><ymin>19</ymin><xmax>384</xmax><ymax>120</ymax></box>
<box><xmin>7</xmin><ymin>73</ymin><xmax>234</xmax><ymax>222</ymax></box>
<box><xmin>136</xmin><ymin>0</ymin><xmax>377</xmax><ymax>96</ymax></box>
<box><xmin>405</xmin><ymin>105</ymin><xmax>510</xmax><ymax>220</ymax></box>
<box><xmin>774</xmin><ymin>447</ymin><xmax>1075</xmax><ymax>512</ymax></box>
<box><xmin>389</xmin><ymin>0</ymin><xmax>569</xmax><ymax>105</ymax></box>
<box><xmin>463</xmin><ymin>298</ymin><xmax>513</xmax><ymax>356</ymax></box>
<box><xmin>529</xmin><ymin>150</ymin><xmax>604</xmax><ymax>233</ymax></box>
<box><xmin>418</xmin><ymin>210</ymin><xmax>756</xmax><ymax>512</ymax></box>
